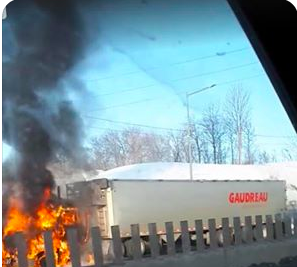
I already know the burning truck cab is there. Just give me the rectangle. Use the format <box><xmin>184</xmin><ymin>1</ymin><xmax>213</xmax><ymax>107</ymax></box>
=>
<box><xmin>65</xmin><ymin>179</ymin><xmax>110</xmax><ymax>236</ymax></box>
<box><xmin>2</xmin><ymin>182</ymin><xmax>89</xmax><ymax>267</ymax></box>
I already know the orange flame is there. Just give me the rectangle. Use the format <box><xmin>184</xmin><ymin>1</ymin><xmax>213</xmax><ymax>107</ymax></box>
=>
<box><xmin>2</xmin><ymin>188</ymin><xmax>78</xmax><ymax>267</ymax></box>
<box><xmin>84</xmin><ymin>253</ymin><xmax>94</xmax><ymax>266</ymax></box>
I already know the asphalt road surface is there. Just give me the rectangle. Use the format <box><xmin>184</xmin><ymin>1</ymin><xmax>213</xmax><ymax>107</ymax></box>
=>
<box><xmin>248</xmin><ymin>256</ymin><xmax>297</xmax><ymax>267</ymax></box>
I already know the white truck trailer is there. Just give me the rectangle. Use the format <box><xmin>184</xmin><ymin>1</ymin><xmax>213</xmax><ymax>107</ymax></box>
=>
<box><xmin>66</xmin><ymin>178</ymin><xmax>286</xmax><ymax>240</ymax></box>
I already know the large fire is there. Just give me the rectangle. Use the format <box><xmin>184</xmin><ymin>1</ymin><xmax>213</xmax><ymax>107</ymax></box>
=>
<box><xmin>2</xmin><ymin>188</ymin><xmax>79</xmax><ymax>267</ymax></box>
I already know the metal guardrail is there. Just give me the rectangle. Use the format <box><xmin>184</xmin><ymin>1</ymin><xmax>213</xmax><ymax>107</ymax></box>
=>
<box><xmin>10</xmin><ymin>213</ymin><xmax>297</xmax><ymax>267</ymax></box>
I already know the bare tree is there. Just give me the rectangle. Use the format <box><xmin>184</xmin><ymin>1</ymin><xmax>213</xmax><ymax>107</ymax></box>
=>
<box><xmin>90</xmin><ymin>127</ymin><xmax>173</xmax><ymax>169</ymax></box>
<box><xmin>257</xmin><ymin>150</ymin><xmax>271</xmax><ymax>164</ymax></box>
<box><xmin>200</xmin><ymin>104</ymin><xmax>225</xmax><ymax>164</ymax></box>
<box><xmin>282</xmin><ymin>137</ymin><xmax>297</xmax><ymax>161</ymax></box>
<box><xmin>202</xmin><ymin>144</ymin><xmax>212</xmax><ymax>163</ymax></box>
<box><xmin>217</xmin><ymin>139</ymin><xmax>227</xmax><ymax>164</ymax></box>
<box><xmin>167</xmin><ymin>130</ymin><xmax>187</xmax><ymax>162</ymax></box>
<box><xmin>243</xmin><ymin>122</ymin><xmax>256</xmax><ymax>164</ymax></box>
<box><xmin>176</xmin><ymin>127</ymin><xmax>191</xmax><ymax>163</ymax></box>
<box><xmin>224</xmin><ymin>85</ymin><xmax>251</xmax><ymax>164</ymax></box>
<box><xmin>223</xmin><ymin>117</ymin><xmax>236</xmax><ymax>164</ymax></box>
<box><xmin>270</xmin><ymin>151</ymin><xmax>278</xmax><ymax>162</ymax></box>
<box><xmin>192</xmin><ymin>122</ymin><xmax>205</xmax><ymax>163</ymax></box>
<box><xmin>91</xmin><ymin>130</ymin><xmax>127</xmax><ymax>169</ymax></box>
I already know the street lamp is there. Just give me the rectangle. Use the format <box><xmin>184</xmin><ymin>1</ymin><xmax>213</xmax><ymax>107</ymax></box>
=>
<box><xmin>186</xmin><ymin>84</ymin><xmax>216</xmax><ymax>180</ymax></box>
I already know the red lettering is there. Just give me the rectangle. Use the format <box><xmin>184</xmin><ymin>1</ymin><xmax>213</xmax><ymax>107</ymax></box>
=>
<box><xmin>255</xmin><ymin>193</ymin><xmax>259</xmax><ymax>202</ymax></box>
<box><xmin>229</xmin><ymin>193</ymin><xmax>235</xmax><ymax>203</ymax></box>
<box><xmin>240</xmin><ymin>193</ymin><xmax>245</xmax><ymax>203</ymax></box>
<box><xmin>263</xmin><ymin>193</ymin><xmax>268</xmax><ymax>202</ymax></box>
<box><xmin>245</xmin><ymin>193</ymin><xmax>250</xmax><ymax>202</ymax></box>
<box><xmin>229</xmin><ymin>192</ymin><xmax>268</xmax><ymax>204</ymax></box>
<box><xmin>235</xmin><ymin>193</ymin><xmax>240</xmax><ymax>203</ymax></box>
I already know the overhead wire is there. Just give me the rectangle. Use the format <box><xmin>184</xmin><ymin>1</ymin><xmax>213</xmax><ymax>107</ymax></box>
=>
<box><xmin>85</xmin><ymin>117</ymin><xmax>184</xmax><ymax>132</ymax></box>
<box><xmin>84</xmin><ymin>46</ymin><xmax>251</xmax><ymax>83</ymax></box>
<box><xmin>85</xmin><ymin>72</ymin><xmax>265</xmax><ymax>112</ymax></box>
<box><xmin>85</xmin><ymin>123</ymin><xmax>295</xmax><ymax>142</ymax></box>
<box><xmin>90</xmin><ymin>61</ymin><xmax>260</xmax><ymax>99</ymax></box>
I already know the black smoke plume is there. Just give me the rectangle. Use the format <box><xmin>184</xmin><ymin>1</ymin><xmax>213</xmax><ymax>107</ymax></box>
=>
<box><xmin>2</xmin><ymin>0</ymin><xmax>87</xmax><ymax>213</ymax></box>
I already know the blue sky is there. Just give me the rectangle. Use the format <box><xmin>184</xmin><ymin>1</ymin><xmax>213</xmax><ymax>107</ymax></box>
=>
<box><xmin>2</xmin><ymin>0</ymin><xmax>296</xmax><ymax>161</ymax></box>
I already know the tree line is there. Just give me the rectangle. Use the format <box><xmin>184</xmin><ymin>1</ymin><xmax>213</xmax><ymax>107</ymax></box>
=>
<box><xmin>89</xmin><ymin>86</ymin><xmax>296</xmax><ymax>170</ymax></box>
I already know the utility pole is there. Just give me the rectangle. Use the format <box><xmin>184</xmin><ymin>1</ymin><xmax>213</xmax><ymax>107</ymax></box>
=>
<box><xmin>186</xmin><ymin>94</ymin><xmax>193</xmax><ymax>180</ymax></box>
<box><xmin>186</xmin><ymin>84</ymin><xmax>216</xmax><ymax>180</ymax></box>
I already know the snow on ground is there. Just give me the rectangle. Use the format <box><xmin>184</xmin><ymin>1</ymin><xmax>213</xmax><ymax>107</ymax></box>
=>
<box><xmin>87</xmin><ymin>161</ymin><xmax>297</xmax><ymax>203</ymax></box>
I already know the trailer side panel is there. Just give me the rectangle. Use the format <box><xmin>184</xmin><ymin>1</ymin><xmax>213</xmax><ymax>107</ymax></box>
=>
<box><xmin>110</xmin><ymin>180</ymin><xmax>286</xmax><ymax>235</ymax></box>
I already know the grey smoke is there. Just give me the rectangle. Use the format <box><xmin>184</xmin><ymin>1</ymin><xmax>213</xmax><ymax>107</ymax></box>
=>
<box><xmin>2</xmin><ymin>0</ymin><xmax>88</xmax><ymax>213</ymax></box>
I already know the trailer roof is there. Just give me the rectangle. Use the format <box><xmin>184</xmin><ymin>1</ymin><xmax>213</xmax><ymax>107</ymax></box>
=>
<box><xmin>107</xmin><ymin>178</ymin><xmax>286</xmax><ymax>183</ymax></box>
<box><xmin>90</xmin><ymin>162</ymin><xmax>297</xmax><ymax>202</ymax></box>
<box><xmin>92</xmin><ymin>161</ymin><xmax>297</xmax><ymax>183</ymax></box>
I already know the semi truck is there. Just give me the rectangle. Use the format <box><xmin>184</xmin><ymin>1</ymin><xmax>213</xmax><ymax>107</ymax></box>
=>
<box><xmin>65</xmin><ymin>178</ymin><xmax>286</xmax><ymax>255</ymax></box>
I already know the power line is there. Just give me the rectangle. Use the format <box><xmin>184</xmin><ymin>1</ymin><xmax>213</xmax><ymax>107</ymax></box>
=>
<box><xmin>86</xmin><ymin>72</ymin><xmax>265</xmax><ymax>112</ymax></box>
<box><xmin>86</xmin><ymin>126</ymin><xmax>126</xmax><ymax>133</ymax></box>
<box><xmin>85</xmin><ymin>46</ymin><xmax>251</xmax><ymax>83</ymax></box>
<box><xmin>85</xmin><ymin>122</ymin><xmax>296</xmax><ymax>142</ymax></box>
<box><xmin>92</xmin><ymin>83</ymin><xmax>155</xmax><ymax>98</ymax></box>
<box><xmin>89</xmin><ymin>97</ymin><xmax>158</xmax><ymax>111</ymax></box>
<box><xmin>86</xmin><ymin>125</ymin><xmax>168</xmax><ymax>138</ymax></box>
<box><xmin>255</xmin><ymin>134</ymin><xmax>296</xmax><ymax>139</ymax></box>
<box><xmin>90</xmin><ymin>62</ymin><xmax>260</xmax><ymax>99</ymax></box>
<box><xmin>256</xmin><ymin>143</ymin><xmax>293</xmax><ymax>146</ymax></box>
<box><xmin>210</xmin><ymin>73</ymin><xmax>264</xmax><ymax>87</ymax></box>
<box><xmin>84</xmin><ymin>117</ymin><xmax>184</xmax><ymax>132</ymax></box>
<box><xmin>172</xmin><ymin>62</ymin><xmax>258</xmax><ymax>82</ymax></box>
<box><xmin>171</xmin><ymin>47</ymin><xmax>250</xmax><ymax>66</ymax></box>
<box><xmin>84</xmin><ymin>117</ymin><xmax>295</xmax><ymax>140</ymax></box>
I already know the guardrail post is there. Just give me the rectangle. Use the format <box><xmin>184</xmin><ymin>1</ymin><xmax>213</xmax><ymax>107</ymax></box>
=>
<box><xmin>148</xmin><ymin>223</ymin><xmax>160</xmax><ymax>258</ymax></box>
<box><xmin>165</xmin><ymin>222</ymin><xmax>175</xmax><ymax>256</ymax></box>
<box><xmin>208</xmin><ymin>218</ymin><xmax>217</xmax><ymax>249</ymax></box>
<box><xmin>131</xmin><ymin>224</ymin><xmax>142</xmax><ymax>260</ymax></box>
<box><xmin>243</xmin><ymin>216</ymin><xmax>253</xmax><ymax>243</ymax></box>
<box><xmin>275</xmin><ymin>214</ymin><xmax>283</xmax><ymax>240</ymax></box>
<box><xmin>91</xmin><ymin>227</ymin><xmax>104</xmax><ymax>267</ymax></box>
<box><xmin>181</xmin><ymin>220</ymin><xmax>191</xmax><ymax>253</ymax></box>
<box><xmin>195</xmin><ymin>220</ymin><xmax>205</xmax><ymax>252</ymax></box>
<box><xmin>255</xmin><ymin>215</ymin><xmax>264</xmax><ymax>241</ymax></box>
<box><xmin>265</xmin><ymin>215</ymin><xmax>274</xmax><ymax>241</ymax></box>
<box><xmin>14</xmin><ymin>232</ymin><xmax>28</xmax><ymax>267</ymax></box>
<box><xmin>67</xmin><ymin>227</ymin><xmax>81</xmax><ymax>267</ymax></box>
<box><xmin>111</xmin><ymin>225</ymin><xmax>124</xmax><ymax>264</ymax></box>
<box><xmin>294</xmin><ymin>213</ymin><xmax>297</xmax><ymax>238</ymax></box>
<box><xmin>222</xmin><ymin>218</ymin><xmax>231</xmax><ymax>247</ymax></box>
<box><xmin>44</xmin><ymin>230</ymin><xmax>56</xmax><ymax>267</ymax></box>
<box><xmin>233</xmin><ymin>217</ymin><xmax>242</xmax><ymax>245</ymax></box>
<box><xmin>283</xmin><ymin>215</ymin><xmax>292</xmax><ymax>238</ymax></box>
